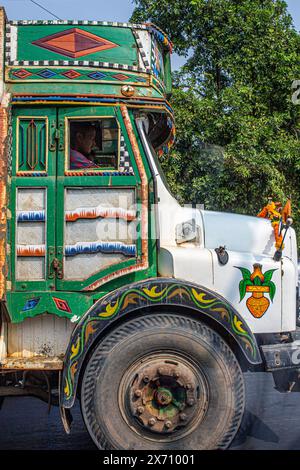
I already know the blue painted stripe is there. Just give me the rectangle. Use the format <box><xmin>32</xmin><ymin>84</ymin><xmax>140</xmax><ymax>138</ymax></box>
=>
<box><xmin>17</xmin><ymin>211</ymin><xmax>45</xmax><ymax>222</ymax></box>
<box><xmin>65</xmin><ymin>242</ymin><xmax>136</xmax><ymax>257</ymax></box>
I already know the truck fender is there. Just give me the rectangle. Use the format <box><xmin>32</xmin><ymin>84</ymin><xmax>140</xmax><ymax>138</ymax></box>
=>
<box><xmin>61</xmin><ymin>277</ymin><xmax>262</xmax><ymax>408</ymax></box>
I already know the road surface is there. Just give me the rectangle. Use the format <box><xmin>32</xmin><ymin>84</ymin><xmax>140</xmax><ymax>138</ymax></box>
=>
<box><xmin>0</xmin><ymin>370</ymin><xmax>300</xmax><ymax>450</ymax></box>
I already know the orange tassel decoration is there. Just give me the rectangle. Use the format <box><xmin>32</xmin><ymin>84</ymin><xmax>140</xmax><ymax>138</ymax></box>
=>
<box><xmin>281</xmin><ymin>199</ymin><xmax>292</xmax><ymax>224</ymax></box>
<box><xmin>257</xmin><ymin>198</ymin><xmax>292</xmax><ymax>250</ymax></box>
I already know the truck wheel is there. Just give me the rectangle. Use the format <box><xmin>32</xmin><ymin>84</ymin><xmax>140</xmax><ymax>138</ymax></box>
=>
<box><xmin>81</xmin><ymin>313</ymin><xmax>245</xmax><ymax>450</ymax></box>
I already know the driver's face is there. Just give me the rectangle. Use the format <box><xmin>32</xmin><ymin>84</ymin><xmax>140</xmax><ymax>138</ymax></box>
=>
<box><xmin>76</xmin><ymin>128</ymin><xmax>96</xmax><ymax>155</ymax></box>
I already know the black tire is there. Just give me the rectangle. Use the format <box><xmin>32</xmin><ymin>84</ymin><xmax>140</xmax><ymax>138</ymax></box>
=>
<box><xmin>81</xmin><ymin>313</ymin><xmax>245</xmax><ymax>450</ymax></box>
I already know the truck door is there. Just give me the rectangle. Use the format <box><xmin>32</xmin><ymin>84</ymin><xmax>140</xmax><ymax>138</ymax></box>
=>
<box><xmin>55</xmin><ymin>106</ymin><xmax>143</xmax><ymax>291</ymax></box>
<box><xmin>12</xmin><ymin>107</ymin><xmax>57</xmax><ymax>293</ymax></box>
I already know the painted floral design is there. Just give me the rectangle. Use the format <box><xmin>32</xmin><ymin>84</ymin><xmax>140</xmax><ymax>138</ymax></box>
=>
<box><xmin>236</xmin><ymin>264</ymin><xmax>277</xmax><ymax>318</ymax></box>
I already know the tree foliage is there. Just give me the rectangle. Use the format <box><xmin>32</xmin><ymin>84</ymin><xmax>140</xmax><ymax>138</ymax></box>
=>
<box><xmin>131</xmin><ymin>0</ymin><xmax>300</xmax><ymax>244</ymax></box>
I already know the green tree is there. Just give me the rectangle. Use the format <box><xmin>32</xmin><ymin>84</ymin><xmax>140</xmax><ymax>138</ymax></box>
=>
<box><xmin>131</xmin><ymin>0</ymin><xmax>300</xmax><ymax>244</ymax></box>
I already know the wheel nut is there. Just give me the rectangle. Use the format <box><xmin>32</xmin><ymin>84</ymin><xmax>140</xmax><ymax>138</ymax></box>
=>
<box><xmin>179</xmin><ymin>413</ymin><xmax>187</xmax><ymax>421</ymax></box>
<box><xmin>148</xmin><ymin>417</ymin><xmax>156</xmax><ymax>426</ymax></box>
<box><xmin>165</xmin><ymin>420</ymin><xmax>172</xmax><ymax>429</ymax></box>
<box><xmin>157</xmin><ymin>367</ymin><xmax>164</xmax><ymax>375</ymax></box>
<box><xmin>173</xmin><ymin>371</ymin><xmax>180</xmax><ymax>379</ymax></box>
<box><xmin>134</xmin><ymin>389</ymin><xmax>142</xmax><ymax>398</ymax></box>
<box><xmin>137</xmin><ymin>406</ymin><xmax>144</xmax><ymax>415</ymax></box>
<box><xmin>143</xmin><ymin>375</ymin><xmax>150</xmax><ymax>383</ymax></box>
<box><xmin>187</xmin><ymin>398</ymin><xmax>195</xmax><ymax>406</ymax></box>
<box><xmin>186</xmin><ymin>383</ymin><xmax>193</xmax><ymax>390</ymax></box>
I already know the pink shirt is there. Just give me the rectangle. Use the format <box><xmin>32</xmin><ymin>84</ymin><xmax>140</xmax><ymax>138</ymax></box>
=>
<box><xmin>70</xmin><ymin>148</ymin><xmax>98</xmax><ymax>169</ymax></box>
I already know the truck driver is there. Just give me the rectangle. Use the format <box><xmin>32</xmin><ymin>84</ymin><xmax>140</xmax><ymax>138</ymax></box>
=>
<box><xmin>70</xmin><ymin>121</ymin><xmax>99</xmax><ymax>169</ymax></box>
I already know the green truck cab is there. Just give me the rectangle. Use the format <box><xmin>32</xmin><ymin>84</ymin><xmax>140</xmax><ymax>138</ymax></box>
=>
<box><xmin>0</xmin><ymin>7</ymin><xmax>299</xmax><ymax>450</ymax></box>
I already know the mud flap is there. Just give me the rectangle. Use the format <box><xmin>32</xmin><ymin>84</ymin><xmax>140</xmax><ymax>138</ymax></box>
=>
<box><xmin>59</xmin><ymin>371</ymin><xmax>73</xmax><ymax>433</ymax></box>
<box><xmin>60</xmin><ymin>405</ymin><xmax>73</xmax><ymax>434</ymax></box>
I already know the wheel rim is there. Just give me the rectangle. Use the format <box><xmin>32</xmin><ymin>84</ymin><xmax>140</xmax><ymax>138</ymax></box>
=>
<box><xmin>118</xmin><ymin>352</ymin><xmax>209</xmax><ymax>442</ymax></box>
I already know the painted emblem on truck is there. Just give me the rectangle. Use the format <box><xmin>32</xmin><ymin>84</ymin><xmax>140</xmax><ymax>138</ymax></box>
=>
<box><xmin>235</xmin><ymin>264</ymin><xmax>277</xmax><ymax>318</ymax></box>
<box><xmin>22</xmin><ymin>297</ymin><xmax>40</xmax><ymax>312</ymax></box>
<box><xmin>32</xmin><ymin>28</ymin><xmax>118</xmax><ymax>58</ymax></box>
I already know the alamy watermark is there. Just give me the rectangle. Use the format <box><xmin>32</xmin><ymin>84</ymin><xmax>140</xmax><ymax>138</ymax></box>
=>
<box><xmin>93</xmin><ymin>201</ymin><xmax>204</xmax><ymax>243</ymax></box>
<box><xmin>292</xmin><ymin>80</ymin><xmax>300</xmax><ymax>105</ymax></box>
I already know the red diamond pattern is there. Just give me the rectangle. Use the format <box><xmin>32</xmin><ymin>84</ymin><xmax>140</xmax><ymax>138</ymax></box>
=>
<box><xmin>32</xmin><ymin>28</ymin><xmax>118</xmax><ymax>59</ymax></box>
<box><xmin>62</xmin><ymin>70</ymin><xmax>82</xmax><ymax>79</ymax></box>
<box><xmin>53</xmin><ymin>297</ymin><xmax>72</xmax><ymax>313</ymax></box>
<box><xmin>13</xmin><ymin>69</ymin><xmax>33</xmax><ymax>79</ymax></box>
<box><xmin>112</xmin><ymin>73</ymin><xmax>130</xmax><ymax>81</ymax></box>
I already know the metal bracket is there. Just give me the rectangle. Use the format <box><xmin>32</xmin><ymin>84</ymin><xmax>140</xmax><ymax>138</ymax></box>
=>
<box><xmin>261</xmin><ymin>341</ymin><xmax>300</xmax><ymax>371</ymax></box>
<box><xmin>49</xmin><ymin>121</ymin><xmax>57</xmax><ymax>151</ymax></box>
<box><xmin>58</xmin><ymin>120</ymin><xmax>65</xmax><ymax>151</ymax></box>
<box><xmin>50</xmin><ymin>257</ymin><xmax>64</xmax><ymax>280</ymax></box>
<box><xmin>49</xmin><ymin>122</ymin><xmax>64</xmax><ymax>152</ymax></box>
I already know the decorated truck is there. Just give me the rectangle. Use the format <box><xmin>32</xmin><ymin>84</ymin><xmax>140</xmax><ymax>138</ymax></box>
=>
<box><xmin>0</xmin><ymin>6</ymin><xmax>299</xmax><ymax>450</ymax></box>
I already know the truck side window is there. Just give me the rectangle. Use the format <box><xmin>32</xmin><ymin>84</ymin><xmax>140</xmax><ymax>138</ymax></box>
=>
<box><xmin>69</xmin><ymin>118</ymin><xmax>119</xmax><ymax>171</ymax></box>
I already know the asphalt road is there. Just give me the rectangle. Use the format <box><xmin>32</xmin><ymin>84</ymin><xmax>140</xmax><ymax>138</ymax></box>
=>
<box><xmin>1</xmin><ymin>370</ymin><xmax>300</xmax><ymax>450</ymax></box>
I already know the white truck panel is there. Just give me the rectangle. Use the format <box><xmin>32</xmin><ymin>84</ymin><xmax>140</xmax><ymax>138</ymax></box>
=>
<box><xmin>159</xmin><ymin>246</ymin><xmax>284</xmax><ymax>333</ymax></box>
<box><xmin>202</xmin><ymin>210</ymin><xmax>275</xmax><ymax>256</ymax></box>
<box><xmin>211</xmin><ymin>249</ymin><xmax>282</xmax><ymax>334</ymax></box>
<box><xmin>158</xmin><ymin>246</ymin><xmax>213</xmax><ymax>288</ymax></box>
<box><xmin>281</xmin><ymin>257</ymin><xmax>297</xmax><ymax>332</ymax></box>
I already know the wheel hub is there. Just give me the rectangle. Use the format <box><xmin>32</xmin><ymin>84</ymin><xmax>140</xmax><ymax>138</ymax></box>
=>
<box><xmin>154</xmin><ymin>387</ymin><xmax>173</xmax><ymax>406</ymax></box>
<box><xmin>123</xmin><ymin>356</ymin><xmax>207</xmax><ymax>436</ymax></box>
